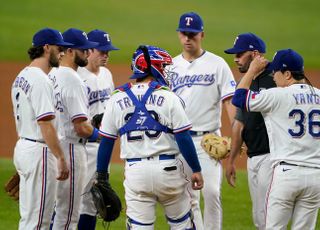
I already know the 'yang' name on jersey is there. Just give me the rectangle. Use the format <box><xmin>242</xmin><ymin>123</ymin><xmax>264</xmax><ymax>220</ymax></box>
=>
<box><xmin>293</xmin><ymin>93</ymin><xmax>320</xmax><ymax>105</ymax></box>
<box><xmin>13</xmin><ymin>76</ymin><xmax>30</xmax><ymax>94</ymax></box>
<box><xmin>87</xmin><ymin>87</ymin><xmax>111</xmax><ymax>105</ymax></box>
<box><xmin>170</xmin><ymin>72</ymin><xmax>215</xmax><ymax>91</ymax></box>
<box><xmin>116</xmin><ymin>94</ymin><xmax>165</xmax><ymax>110</ymax></box>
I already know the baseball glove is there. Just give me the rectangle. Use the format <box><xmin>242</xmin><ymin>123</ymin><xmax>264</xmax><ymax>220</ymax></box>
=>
<box><xmin>91</xmin><ymin>172</ymin><xmax>122</xmax><ymax>222</ymax></box>
<box><xmin>91</xmin><ymin>113</ymin><xmax>104</xmax><ymax>129</ymax></box>
<box><xmin>4</xmin><ymin>172</ymin><xmax>20</xmax><ymax>201</ymax></box>
<box><xmin>201</xmin><ymin>133</ymin><xmax>231</xmax><ymax>160</ymax></box>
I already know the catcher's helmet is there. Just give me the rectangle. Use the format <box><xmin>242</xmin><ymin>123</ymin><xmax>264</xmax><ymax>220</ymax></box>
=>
<box><xmin>130</xmin><ymin>45</ymin><xmax>173</xmax><ymax>86</ymax></box>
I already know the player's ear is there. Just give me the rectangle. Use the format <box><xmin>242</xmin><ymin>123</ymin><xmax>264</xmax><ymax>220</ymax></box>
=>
<box><xmin>284</xmin><ymin>70</ymin><xmax>292</xmax><ymax>80</ymax></box>
<box><xmin>251</xmin><ymin>50</ymin><xmax>260</xmax><ymax>58</ymax></box>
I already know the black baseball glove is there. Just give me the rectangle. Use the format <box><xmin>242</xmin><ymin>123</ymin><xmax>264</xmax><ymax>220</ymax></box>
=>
<box><xmin>91</xmin><ymin>172</ymin><xmax>122</xmax><ymax>222</ymax></box>
<box><xmin>91</xmin><ymin>113</ymin><xmax>104</xmax><ymax>129</ymax></box>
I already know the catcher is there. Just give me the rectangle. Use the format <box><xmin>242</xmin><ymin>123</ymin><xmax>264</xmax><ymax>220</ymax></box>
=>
<box><xmin>94</xmin><ymin>45</ymin><xmax>203</xmax><ymax>229</ymax></box>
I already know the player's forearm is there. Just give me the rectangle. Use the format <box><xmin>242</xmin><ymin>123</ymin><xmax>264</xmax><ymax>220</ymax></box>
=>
<box><xmin>236</xmin><ymin>70</ymin><xmax>256</xmax><ymax>89</ymax></box>
<box><xmin>97</xmin><ymin>137</ymin><xmax>115</xmax><ymax>172</ymax></box>
<box><xmin>175</xmin><ymin>130</ymin><xmax>201</xmax><ymax>173</ymax></box>
<box><xmin>229</xmin><ymin>120</ymin><xmax>244</xmax><ymax>164</ymax></box>
<box><xmin>73</xmin><ymin>119</ymin><xmax>99</xmax><ymax>140</ymax></box>
<box><xmin>223</xmin><ymin>97</ymin><xmax>236</xmax><ymax>124</ymax></box>
<box><xmin>38</xmin><ymin>120</ymin><xmax>65</xmax><ymax>160</ymax></box>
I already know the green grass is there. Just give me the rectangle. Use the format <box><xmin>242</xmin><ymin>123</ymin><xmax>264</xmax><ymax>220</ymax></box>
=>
<box><xmin>0</xmin><ymin>0</ymin><xmax>320</xmax><ymax>67</ymax></box>
<box><xmin>1</xmin><ymin>158</ymin><xmax>319</xmax><ymax>229</ymax></box>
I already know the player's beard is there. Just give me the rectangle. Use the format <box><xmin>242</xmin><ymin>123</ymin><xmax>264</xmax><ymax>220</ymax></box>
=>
<box><xmin>238</xmin><ymin>56</ymin><xmax>253</xmax><ymax>73</ymax></box>
<box><xmin>49</xmin><ymin>51</ymin><xmax>60</xmax><ymax>68</ymax></box>
<box><xmin>75</xmin><ymin>53</ymin><xmax>88</xmax><ymax>67</ymax></box>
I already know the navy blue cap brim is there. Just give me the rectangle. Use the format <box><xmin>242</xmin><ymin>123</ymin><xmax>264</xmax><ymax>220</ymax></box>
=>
<box><xmin>34</xmin><ymin>41</ymin><xmax>74</xmax><ymax>47</ymax></box>
<box><xmin>224</xmin><ymin>47</ymin><xmax>248</xmax><ymax>54</ymax></box>
<box><xmin>96</xmin><ymin>44</ymin><xmax>119</xmax><ymax>51</ymax></box>
<box><xmin>71</xmin><ymin>41</ymin><xmax>99</xmax><ymax>49</ymax></box>
<box><xmin>266</xmin><ymin>62</ymin><xmax>276</xmax><ymax>72</ymax></box>
<box><xmin>54</xmin><ymin>41</ymin><xmax>74</xmax><ymax>47</ymax></box>
<box><xmin>130</xmin><ymin>73</ymin><xmax>148</xmax><ymax>79</ymax></box>
<box><xmin>176</xmin><ymin>28</ymin><xmax>203</xmax><ymax>33</ymax></box>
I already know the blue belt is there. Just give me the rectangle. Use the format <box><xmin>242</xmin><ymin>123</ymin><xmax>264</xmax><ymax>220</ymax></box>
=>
<box><xmin>189</xmin><ymin>130</ymin><xmax>211</xmax><ymax>136</ymax></box>
<box><xmin>127</xmin><ymin>154</ymin><xmax>175</xmax><ymax>162</ymax></box>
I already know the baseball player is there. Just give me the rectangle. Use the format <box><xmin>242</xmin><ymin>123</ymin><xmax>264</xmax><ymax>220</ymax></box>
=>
<box><xmin>224</xmin><ymin>33</ymin><xmax>276</xmax><ymax>229</ymax></box>
<box><xmin>11</xmin><ymin>28</ymin><xmax>70</xmax><ymax>229</ymax></box>
<box><xmin>171</xmin><ymin>12</ymin><xmax>236</xmax><ymax>230</ymax></box>
<box><xmin>77</xmin><ymin>29</ymin><xmax>119</xmax><ymax>230</ymax></box>
<box><xmin>48</xmin><ymin>28</ymin><xmax>99</xmax><ymax>230</ymax></box>
<box><xmin>232</xmin><ymin>49</ymin><xmax>320</xmax><ymax>229</ymax></box>
<box><xmin>96</xmin><ymin>45</ymin><xmax>204</xmax><ymax>229</ymax></box>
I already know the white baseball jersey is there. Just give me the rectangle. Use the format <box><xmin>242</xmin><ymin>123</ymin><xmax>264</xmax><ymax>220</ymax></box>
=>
<box><xmin>100</xmin><ymin>83</ymin><xmax>192</xmax><ymax>159</ymax></box>
<box><xmin>246</xmin><ymin>84</ymin><xmax>320</xmax><ymax>168</ymax></box>
<box><xmin>48</xmin><ymin>66</ymin><xmax>89</xmax><ymax>141</ymax></box>
<box><xmin>77</xmin><ymin>66</ymin><xmax>115</xmax><ymax>216</ymax></box>
<box><xmin>170</xmin><ymin>51</ymin><xmax>236</xmax><ymax>131</ymax></box>
<box><xmin>11</xmin><ymin>67</ymin><xmax>56</xmax><ymax>139</ymax></box>
<box><xmin>11</xmin><ymin>67</ymin><xmax>59</xmax><ymax>229</ymax></box>
<box><xmin>77</xmin><ymin>66</ymin><xmax>114</xmax><ymax>118</ymax></box>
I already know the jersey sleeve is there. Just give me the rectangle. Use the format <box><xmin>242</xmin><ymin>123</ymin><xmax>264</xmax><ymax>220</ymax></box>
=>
<box><xmin>30</xmin><ymin>78</ymin><xmax>55</xmax><ymax>121</ymax></box>
<box><xmin>217</xmin><ymin>59</ymin><xmax>236</xmax><ymax>101</ymax></box>
<box><xmin>99</xmin><ymin>98</ymin><xmax>118</xmax><ymax>139</ymax></box>
<box><xmin>170</xmin><ymin>93</ymin><xmax>192</xmax><ymax>133</ymax></box>
<box><xmin>246</xmin><ymin>89</ymin><xmax>278</xmax><ymax>113</ymax></box>
<box><xmin>64</xmin><ymin>83</ymin><xmax>89</xmax><ymax>121</ymax></box>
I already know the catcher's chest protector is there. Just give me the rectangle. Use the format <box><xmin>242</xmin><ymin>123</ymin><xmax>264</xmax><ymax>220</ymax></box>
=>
<box><xmin>118</xmin><ymin>81</ymin><xmax>172</xmax><ymax>136</ymax></box>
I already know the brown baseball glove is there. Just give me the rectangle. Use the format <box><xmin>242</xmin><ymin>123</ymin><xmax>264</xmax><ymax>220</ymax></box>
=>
<box><xmin>4</xmin><ymin>172</ymin><xmax>20</xmax><ymax>201</ymax></box>
<box><xmin>201</xmin><ymin>133</ymin><xmax>231</xmax><ymax>160</ymax></box>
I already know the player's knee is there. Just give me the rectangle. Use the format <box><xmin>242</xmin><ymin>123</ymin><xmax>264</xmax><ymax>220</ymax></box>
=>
<box><xmin>204</xmin><ymin>187</ymin><xmax>221</xmax><ymax>201</ymax></box>
<box><xmin>126</xmin><ymin>216</ymin><xmax>154</xmax><ymax>230</ymax></box>
<box><xmin>166</xmin><ymin>210</ymin><xmax>196</xmax><ymax>230</ymax></box>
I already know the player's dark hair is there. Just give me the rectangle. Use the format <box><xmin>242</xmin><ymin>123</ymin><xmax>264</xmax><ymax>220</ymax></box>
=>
<box><xmin>282</xmin><ymin>69</ymin><xmax>316</xmax><ymax>95</ymax></box>
<box><xmin>27</xmin><ymin>46</ymin><xmax>45</xmax><ymax>60</ymax></box>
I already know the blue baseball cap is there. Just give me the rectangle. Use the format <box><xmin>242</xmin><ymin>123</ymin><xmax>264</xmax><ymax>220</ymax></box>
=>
<box><xmin>268</xmin><ymin>49</ymin><xmax>304</xmax><ymax>72</ymax></box>
<box><xmin>32</xmin><ymin>28</ymin><xmax>73</xmax><ymax>47</ymax></box>
<box><xmin>224</xmin><ymin>33</ymin><xmax>266</xmax><ymax>54</ymax></box>
<box><xmin>62</xmin><ymin>28</ymin><xmax>99</xmax><ymax>49</ymax></box>
<box><xmin>176</xmin><ymin>12</ymin><xmax>204</xmax><ymax>33</ymax></box>
<box><xmin>87</xmin><ymin>29</ymin><xmax>119</xmax><ymax>51</ymax></box>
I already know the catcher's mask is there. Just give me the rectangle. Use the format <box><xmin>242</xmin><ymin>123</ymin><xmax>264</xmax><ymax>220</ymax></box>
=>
<box><xmin>130</xmin><ymin>45</ymin><xmax>173</xmax><ymax>86</ymax></box>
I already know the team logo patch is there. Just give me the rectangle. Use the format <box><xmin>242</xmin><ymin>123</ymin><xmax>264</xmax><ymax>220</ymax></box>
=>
<box><xmin>251</xmin><ymin>91</ymin><xmax>259</xmax><ymax>99</ymax></box>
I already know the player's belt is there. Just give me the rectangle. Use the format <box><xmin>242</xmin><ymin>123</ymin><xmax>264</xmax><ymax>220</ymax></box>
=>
<box><xmin>279</xmin><ymin>161</ymin><xmax>298</xmax><ymax>167</ymax></box>
<box><xmin>279</xmin><ymin>161</ymin><xmax>320</xmax><ymax>169</ymax></box>
<box><xmin>189</xmin><ymin>130</ymin><xmax>211</xmax><ymax>136</ymax></box>
<box><xmin>126</xmin><ymin>154</ymin><xmax>175</xmax><ymax>162</ymax></box>
<box><xmin>20</xmin><ymin>137</ymin><xmax>45</xmax><ymax>144</ymax></box>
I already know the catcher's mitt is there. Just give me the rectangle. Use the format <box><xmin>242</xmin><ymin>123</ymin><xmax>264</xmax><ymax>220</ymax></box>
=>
<box><xmin>4</xmin><ymin>172</ymin><xmax>20</xmax><ymax>201</ymax></box>
<box><xmin>91</xmin><ymin>173</ymin><xmax>122</xmax><ymax>222</ymax></box>
<box><xmin>201</xmin><ymin>133</ymin><xmax>231</xmax><ymax>160</ymax></box>
<box><xmin>91</xmin><ymin>113</ymin><xmax>104</xmax><ymax>129</ymax></box>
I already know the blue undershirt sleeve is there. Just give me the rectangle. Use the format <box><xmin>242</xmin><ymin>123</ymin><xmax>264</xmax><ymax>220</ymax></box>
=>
<box><xmin>175</xmin><ymin>130</ymin><xmax>201</xmax><ymax>173</ymax></box>
<box><xmin>96</xmin><ymin>137</ymin><xmax>115</xmax><ymax>173</ymax></box>
<box><xmin>232</xmin><ymin>88</ymin><xmax>249</xmax><ymax>109</ymax></box>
